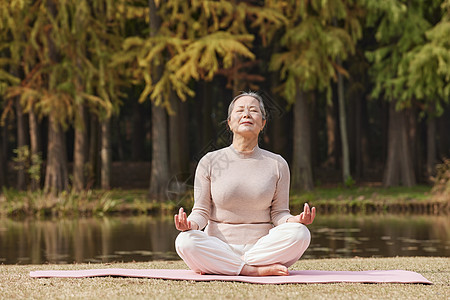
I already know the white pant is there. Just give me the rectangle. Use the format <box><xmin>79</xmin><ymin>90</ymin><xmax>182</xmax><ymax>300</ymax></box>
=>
<box><xmin>175</xmin><ymin>222</ymin><xmax>311</xmax><ymax>275</ymax></box>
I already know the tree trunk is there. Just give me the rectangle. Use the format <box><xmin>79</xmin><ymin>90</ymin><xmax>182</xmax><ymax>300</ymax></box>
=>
<box><xmin>0</xmin><ymin>151</ymin><xmax>5</xmax><ymax>189</ymax></box>
<box><xmin>100</xmin><ymin>117</ymin><xmax>111</xmax><ymax>190</ymax></box>
<box><xmin>324</xmin><ymin>101</ymin><xmax>337</xmax><ymax>168</ymax></box>
<box><xmin>336</xmin><ymin>59</ymin><xmax>351</xmax><ymax>184</ymax></box>
<box><xmin>149</xmin><ymin>103</ymin><xmax>170</xmax><ymax>199</ymax></box>
<box><xmin>29</xmin><ymin>107</ymin><xmax>41</xmax><ymax>190</ymax></box>
<box><xmin>0</xmin><ymin>121</ymin><xmax>7</xmax><ymax>188</ymax></box>
<box><xmin>44</xmin><ymin>0</ymin><xmax>68</xmax><ymax>194</ymax></box>
<box><xmin>201</xmin><ymin>82</ymin><xmax>213</xmax><ymax>148</ymax></box>
<box><xmin>15</xmin><ymin>97</ymin><xmax>28</xmax><ymax>190</ymax></box>
<box><xmin>310</xmin><ymin>95</ymin><xmax>319</xmax><ymax>167</ymax></box>
<box><xmin>168</xmin><ymin>93</ymin><xmax>190</xmax><ymax>199</ymax></box>
<box><xmin>271</xmin><ymin>103</ymin><xmax>289</xmax><ymax>159</ymax></box>
<box><xmin>407</xmin><ymin>108</ymin><xmax>421</xmax><ymax>183</ymax></box>
<box><xmin>426</xmin><ymin>116</ymin><xmax>436</xmax><ymax>181</ymax></box>
<box><xmin>148</xmin><ymin>0</ymin><xmax>170</xmax><ymax>200</ymax></box>
<box><xmin>44</xmin><ymin>115</ymin><xmax>69</xmax><ymax>194</ymax></box>
<box><xmin>354</xmin><ymin>95</ymin><xmax>370</xmax><ymax>179</ymax></box>
<box><xmin>114</xmin><ymin>117</ymin><xmax>125</xmax><ymax>161</ymax></box>
<box><xmin>169</xmin><ymin>93</ymin><xmax>189</xmax><ymax>176</ymax></box>
<box><xmin>87</xmin><ymin>113</ymin><xmax>99</xmax><ymax>189</ymax></box>
<box><xmin>291</xmin><ymin>89</ymin><xmax>314</xmax><ymax>191</ymax></box>
<box><xmin>383</xmin><ymin>102</ymin><xmax>416</xmax><ymax>187</ymax></box>
<box><xmin>437</xmin><ymin>107</ymin><xmax>450</xmax><ymax>159</ymax></box>
<box><xmin>73</xmin><ymin>105</ymin><xmax>88</xmax><ymax>191</ymax></box>
<box><xmin>131</xmin><ymin>101</ymin><xmax>145</xmax><ymax>161</ymax></box>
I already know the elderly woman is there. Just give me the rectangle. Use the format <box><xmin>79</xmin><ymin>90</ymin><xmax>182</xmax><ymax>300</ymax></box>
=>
<box><xmin>174</xmin><ymin>91</ymin><xmax>316</xmax><ymax>276</ymax></box>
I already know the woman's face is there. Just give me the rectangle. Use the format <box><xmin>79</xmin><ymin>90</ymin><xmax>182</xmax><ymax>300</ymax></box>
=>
<box><xmin>228</xmin><ymin>96</ymin><xmax>266</xmax><ymax>138</ymax></box>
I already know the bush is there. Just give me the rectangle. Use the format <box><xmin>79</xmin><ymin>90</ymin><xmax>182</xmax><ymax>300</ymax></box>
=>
<box><xmin>431</xmin><ymin>158</ymin><xmax>450</xmax><ymax>201</ymax></box>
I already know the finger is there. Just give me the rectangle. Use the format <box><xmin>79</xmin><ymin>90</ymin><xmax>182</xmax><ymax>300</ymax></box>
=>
<box><xmin>179</xmin><ymin>208</ymin><xmax>186</xmax><ymax>222</ymax></box>
<box><xmin>174</xmin><ymin>214</ymin><xmax>182</xmax><ymax>230</ymax></box>
<box><xmin>311</xmin><ymin>207</ymin><xmax>316</xmax><ymax>221</ymax></box>
<box><xmin>299</xmin><ymin>212</ymin><xmax>305</xmax><ymax>222</ymax></box>
<box><xmin>305</xmin><ymin>203</ymin><xmax>310</xmax><ymax>215</ymax></box>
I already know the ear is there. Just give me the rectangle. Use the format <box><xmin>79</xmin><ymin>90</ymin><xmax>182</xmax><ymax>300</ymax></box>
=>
<box><xmin>261</xmin><ymin>119</ymin><xmax>266</xmax><ymax>131</ymax></box>
<box><xmin>227</xmin><ymin>118</ymin><xmax>232</xmax><ymax>131</ymax></box>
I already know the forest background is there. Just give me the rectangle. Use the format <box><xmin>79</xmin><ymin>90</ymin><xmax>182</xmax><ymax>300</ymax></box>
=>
<box><xmin>0</xmin><ymin>0</ymin><xmax>449</xmax><ymax>211</ymax></box>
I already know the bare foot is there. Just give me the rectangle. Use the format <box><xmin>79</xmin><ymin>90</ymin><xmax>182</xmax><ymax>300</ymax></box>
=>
<box><xmin>240</xmin><ymin>264</ymin><xmax>289</xmax><ymax>276</ymax></box>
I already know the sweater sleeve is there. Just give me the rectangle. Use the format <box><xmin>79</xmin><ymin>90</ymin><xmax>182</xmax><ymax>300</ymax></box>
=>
<box><xmin>270</xmin><ymin>156</ymin><xmax>293</xmax><ymax>225</ymax></box>
<box><xmin>187</xmin><ymin>154</ymin><xmax>211</xmax><ymax>230</ymax></box>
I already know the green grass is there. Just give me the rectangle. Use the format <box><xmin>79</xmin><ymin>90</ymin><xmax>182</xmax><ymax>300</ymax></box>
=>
<box><xmin>289</xmin><ymin>185</ymin><xmax>448</xmax><ymax>214</ymax></box>
<box><xmin>0</xmin><ymin>188</ymin><xmax>183</xmax><ymax>218</ymax></box>
<box><xmin>1</xmin><ymin>257</ymin><xmax>448</xmax><ymax>299</ymax></box>
<box><xmin>291</xmin><ymin>185</ymin><xmax>432</xmax><ymax>202</ymax></box>
<box><xmin>1</xmin><ymin>185</ymin><xmax>447</xmax><ymax>218</ymax></box>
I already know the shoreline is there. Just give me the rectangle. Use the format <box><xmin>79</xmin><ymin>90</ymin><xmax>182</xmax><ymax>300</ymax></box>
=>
<box><xmin>1</xmin><ymin>186</ymin><xmax>448</xmax><ymax>218</ymax></box>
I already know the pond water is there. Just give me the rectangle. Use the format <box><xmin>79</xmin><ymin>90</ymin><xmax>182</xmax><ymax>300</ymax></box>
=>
<box><xmin>0</xmin><ymin>214</ymin><xmax>449</xmax><ymax>264</ymax></box>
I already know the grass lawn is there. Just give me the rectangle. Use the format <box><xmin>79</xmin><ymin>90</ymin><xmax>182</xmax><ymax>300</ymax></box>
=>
<box><xmin>1</xmin><ymin>257</ymin><xmax>448</xmax><ymax>299</ymax></box>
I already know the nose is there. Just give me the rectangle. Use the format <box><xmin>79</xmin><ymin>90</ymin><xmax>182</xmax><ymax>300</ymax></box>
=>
<box><xmin>242</xmin><ymin>108</ymin><xmax>251</xmax><ymax>117</ymax></box>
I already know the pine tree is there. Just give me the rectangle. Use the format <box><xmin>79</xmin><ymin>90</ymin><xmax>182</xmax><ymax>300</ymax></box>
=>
<box><xmin>0</xmin><ymin>0</ymin><xmax>125</xmax><ymax>193</ymax></box>
<box><xmin>365</xmin><ymin>0</ymin><xmax>444</xmax><ymax>187</ymax></box>
<box><xmin>111</xmin><ymin>0</ymin><xmax>289</xmax><ymax>199</ymax></box>
<box><xmin>270</xmin><ymin>0</ymin><xmax>363</xmax><ymax>191</ymax></box>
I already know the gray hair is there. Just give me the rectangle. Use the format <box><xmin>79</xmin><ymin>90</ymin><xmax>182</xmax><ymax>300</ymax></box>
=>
<box><xmin>227</xmin><ymin>91</ymin><xmax>267</xmax><ymax>121</ymax></box>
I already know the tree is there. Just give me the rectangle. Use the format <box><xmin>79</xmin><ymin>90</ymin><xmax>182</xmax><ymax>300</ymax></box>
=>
<box><xmin>270</xmin><ymin>0</ymin><xmax>363</xmax><ymax>190</ymax></box>
<box><xmin>401</xmin><ymin>0</ymin><xmax>450</xmax><ymax>179</ymax></box>
<box><xmin>366</xmin><ymin>0</ymin><xmax>444</xmax><ymax>186</ymax></box>
<box><xmin>346</xmin><ymin>49</ymin><xmax>371</xmax><ymax>179</ymax></box>
<box><xmin>0</xmin><ymin>0</ymin><xmax>123</xmax><ymax>193</ymax></box>
<box><xmin>112</xmin><ymin>0</ymin><xmax>280</xmax><ymax>199</ymax></box>
<box><xmin>0</xmin><ymin>0</ymin><xmax>32</xmax><ymax>190</ymax></box>
<box><xmin>169</xmin><ymin>92</ymin><xmax>189</xmax><ymax>181</ymax></box>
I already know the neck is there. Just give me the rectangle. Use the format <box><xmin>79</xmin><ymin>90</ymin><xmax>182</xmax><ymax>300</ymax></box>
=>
<box><xmin>232</xmin><ymin>135</ymin><xmax>258</xmax><ymax>152</ymax></box>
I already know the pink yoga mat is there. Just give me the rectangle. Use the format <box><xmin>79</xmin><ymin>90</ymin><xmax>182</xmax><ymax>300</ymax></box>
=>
<box><xmin>29</xmin><ymin>269</ymin><xmax>432</xmax><ymax>284</ymax></box>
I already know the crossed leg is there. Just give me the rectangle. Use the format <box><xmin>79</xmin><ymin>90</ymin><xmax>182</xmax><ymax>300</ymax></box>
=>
<box><xmin>175</xmin><ymin>222</ymin><xmax>311</xmax><ymax>276</ymax></box>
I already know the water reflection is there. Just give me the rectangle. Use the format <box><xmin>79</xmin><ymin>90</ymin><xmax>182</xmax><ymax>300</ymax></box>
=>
<box><xmin>305</xmin><ymin>214</ymin><xmax>450</xmax><ymax>259</ymax></box>
<box><xmin>0</xmin><ymin>214</ymin><xmax>449</xmax><ymax>264</ymax></box>
<box><xmin>0</xmin><ymin>216</ymin><xmax>179</xmax><ymax>264</ymax></box>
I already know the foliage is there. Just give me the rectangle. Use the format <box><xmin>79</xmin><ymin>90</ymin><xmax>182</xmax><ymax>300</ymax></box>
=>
<box><xmin>12</xmin><ymin>146</ymin><xmax>43</xmax><ymax>187</ymax></box>
<box><xmin>270</xmin><ymin>0</ymin><xmax>364</xmax><ymax>103</ymax></box>
<box><xmin>0</xmin><ymin>0</ymin><xmax>125</xmax><ymax>126</ymax></box>
<box><xmin>344</xmin><ymin>175</ymin><xmax>356</xmax><ymax>188</ymax></box>
<box><xmin>0</xmin><ymin>0</ymin><xmax>449</xmax><ymax>194</ymax></box>
<box><xmin>111</xmin><ymin>0</ymin><xmax>288</xmax><ymax>108</ymax></box>
<box><xmin>431</xmin><ymin>158</ymin><xmax>450</xmax><ymax>201</ymax></box>
<box><xmin>365</xmin><ymin>0</ymin><xmax>447</xmax><ymax>114</ymax></box>
<box><xmin>400</xmin><ymin>0</ymin><xmax>450</xmax><ymax>116</ymax></box>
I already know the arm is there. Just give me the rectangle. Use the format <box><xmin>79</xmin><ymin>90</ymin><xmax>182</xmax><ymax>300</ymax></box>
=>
<box><xmin>270</xmin><ymin>157</ymin><xmax>293</xmax><ymax>225</ymax></box>
<box><xmin>174</xmin><ymin>155</ymin><xmax>212</xmax><ymax>231</ymax></box>
<box><xmin>271</xmin><ymin>157</ymin><xmax>316</xmax><ymax>226</ymax></box>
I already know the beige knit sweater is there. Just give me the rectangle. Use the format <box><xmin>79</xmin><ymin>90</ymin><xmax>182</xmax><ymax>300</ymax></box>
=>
<box><xmin>187</xmin><ymin>145</ymin><xmax>293</xmax><ymax>245</ymax></box>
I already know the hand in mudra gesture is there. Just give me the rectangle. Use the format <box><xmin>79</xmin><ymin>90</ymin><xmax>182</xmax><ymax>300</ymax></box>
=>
<box><xmin>287</xmin><ymin>203</ymin><xmax>316</xmax><ymax>225</ymax></box>
<box><xmin>174</xmin><ymin>207</ymin><xmax>198</xmax><ymax>231</ymax></box>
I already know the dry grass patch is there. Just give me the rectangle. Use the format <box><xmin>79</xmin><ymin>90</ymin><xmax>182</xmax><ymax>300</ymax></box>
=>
<box><xmin>0</xmin><ymin>257</ymin><xmax>448</xmax><ymax>300</ymax></box>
